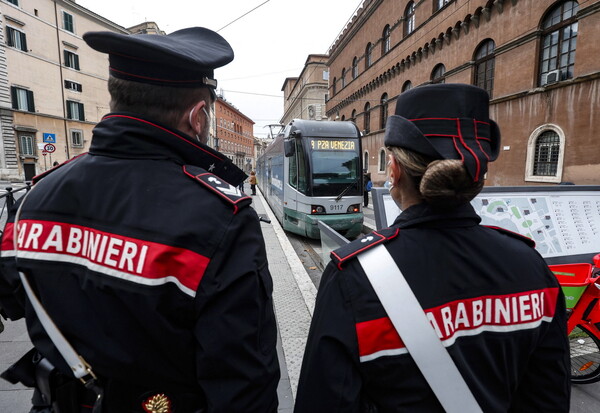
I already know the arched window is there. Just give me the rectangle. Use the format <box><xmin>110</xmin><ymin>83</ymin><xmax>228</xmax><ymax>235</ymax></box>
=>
<box><xmin>404</xmin><ymin>2</ymin><xmax>416</xmax><ymax>37</ymax></box>
<box><xmin>341</xmin><ymin>68</ymin><xmax>346</xmax><ymax>88</ymax></box>
<box><xmin>382</xmin><ymin>25</ymin><xmax>391</xmax><ymax>55</ymax></box>
<box><xmin>352</xmin><ymin>56</ymin><xmax>358</xmax><ymax>79</ymax></box>
<box><xmin>431</xmin><ymin>64</ymin><xmax>446</xmax><ymax>84</ymax></box>
<box><xmin>363</xmin><ymin>151</ymin><xmax>369</xmax><ymax>170</ymax></box>
<box><xmin>378</xmin><ymin>148</ymin><xmax>387</xmax><ymax>172</ymax></box>
<box><xmin>402</xmin><ymin>80</ymin><xmax>413</xmax><ymax>92</ymax></box>
<box><xmin>534</xmin><ymin>131</ymin><xmax>561</xmax><ymax>176</ymax></box>
<box><xmin>365</xmin><ymin>43</ymin><xmax>373</xmax><ymax>69</ymax></box>
<box><xmin>525</xmin><ymin>125</ymin><xmax>566</xmax><ymax>183</ymax></box>
<box><xmin>434</xmin><ymin>0</ymin><xmax>451</xmax><ymax>12</ymax></box>
<box><xmin>364</xmin><ymin>102</ymin><xmax>371</xmax><ymax>134</ymax></box>
<box><xmin>539</xmin><ymin>1</ymin><xmax>579</xmax><ymax>86</ymax></box>
<box><xmin>332</xmin><ymin>77</ymin><xmax>337</xmax><ymax>95</ymax></box>
<box><xmin>341</xmin><ymin>115</ymin><xmax>346</xmax><ymax>121</ymax></box>
<box><xmin>380</xmin><ymin>93</ymin><xmax>388</xmax><ymax>130</ymax></box>
<box><xmin>351</xmin><ymin>109</ymin><xmax>357</xmax><ymax>123</ymax></box>
<box><xmin>474</xmin><ymin>39</ymin><xmax>495</xmax><ymax>98</ymax></box>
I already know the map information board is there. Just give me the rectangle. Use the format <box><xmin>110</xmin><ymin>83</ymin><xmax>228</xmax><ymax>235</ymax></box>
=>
<box><xmin>474</xmin><ymin>191</ymin><xmax>600</xmax><ymax>259</ymax></box>
<box><xmin>372</xmin><ymin>186</ymin><xmax>600</xmax><ymax>263</ymax></box>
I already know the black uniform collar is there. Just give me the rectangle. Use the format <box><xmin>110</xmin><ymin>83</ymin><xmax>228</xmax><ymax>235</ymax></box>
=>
<box><xmin>392</xmin><ymin>202</ymin><xmax>481</xmax><ymax>229</ymax></box>
<box><xmin>90</xmin><ymin>113</ymin><xmax>247</xmax><ymax>186</ymax></box>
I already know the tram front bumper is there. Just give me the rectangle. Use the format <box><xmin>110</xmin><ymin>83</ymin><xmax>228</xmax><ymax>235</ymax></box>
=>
<box><xmin>305</xmin><ymin>212</ymin><xmax>364</xmax><ymax>239</ymax></box>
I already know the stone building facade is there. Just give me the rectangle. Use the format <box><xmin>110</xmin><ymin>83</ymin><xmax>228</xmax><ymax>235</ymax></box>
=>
<box><xmin>326</xmin><ymin>0</ymin><xmax>600</xmax><ymax>186</ymax></box>
<box><xmin>213</xmin><ymin>96</ymin><xmax>255</xmax><ymax>173</ymax></box>
<box><xmin>0</xmin><ymin>0</ymin><xmax>128</xmax><ymax>181</ymax></box>
<box><xmin>280</xmin><ymin>54</ymin><xmax>329</xmax><ymax>125</ymax></box>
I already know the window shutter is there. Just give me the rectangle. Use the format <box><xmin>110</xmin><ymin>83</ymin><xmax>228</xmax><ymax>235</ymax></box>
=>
<box><xmin>78</xmin><ymin>103</ymin><xmax>85</xmax><ymax>121</ymax></box>
<box><xmin>74</xmin><ymin>54</ymin><xmax>80</xmax><ymax>70</ymax></box>
<box><xmin>11</xmin><ymin>86</ymin><xmax>18</xmax><ymax>110</ymax></box>
<box><xmin>63</xmin><ymin>50</ymin><xmax>68</xmax><ymax>64</ymax></box>
<box><xmin>6</xmin><ymin>28</ymin><xmax>14</xmax><ymax>47</ymax></box>
<box><xmin>66</xmin><ymin>101</ymin><xmax>72</xmax><ymax>119</ymax></box>
<box><xmin>27</xmin><ymin>90</ymin><xmax>35</xmax><ymax>112</ymax></box>
<box><xmin>20</xmin><ymin>32</ymin><xmax>27</xmax><ymax>51</ymax></box>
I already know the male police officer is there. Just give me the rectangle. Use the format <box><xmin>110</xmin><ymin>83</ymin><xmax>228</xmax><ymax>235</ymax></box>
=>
<box><xmin>0</xmin><ymin>27</ymin><xmax>280</xmax><ymax>412</ymax></box>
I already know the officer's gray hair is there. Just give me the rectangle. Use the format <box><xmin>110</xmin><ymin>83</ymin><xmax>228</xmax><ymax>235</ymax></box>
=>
<box><xmin>387</xmin><ymin>147</ymin><xmax>483</xmax><ymax>209</ymax></box>
<box><xmin>108</xmin><ymin>77</ymin><xmax>212</xmax><ymax>128</ymax></box>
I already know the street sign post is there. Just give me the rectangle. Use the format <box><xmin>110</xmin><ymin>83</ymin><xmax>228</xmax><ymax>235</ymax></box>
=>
<box><xmin>43</xmin><ymin>133</ymin><xmax>56</xmax><ymax>143</ymax></box>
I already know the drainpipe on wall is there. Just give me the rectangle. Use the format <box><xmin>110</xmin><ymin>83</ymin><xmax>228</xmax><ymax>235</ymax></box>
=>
<box><xmin>54</xmin><ymin>1</ymin><xmax>71</xmax><ymax>160</ymax></box>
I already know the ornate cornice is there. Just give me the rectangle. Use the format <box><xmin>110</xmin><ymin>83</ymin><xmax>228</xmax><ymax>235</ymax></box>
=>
<box><xmin>327</xmin><ymin>0</ymin><xmax>524</xmax><ymax>116</ymax></box>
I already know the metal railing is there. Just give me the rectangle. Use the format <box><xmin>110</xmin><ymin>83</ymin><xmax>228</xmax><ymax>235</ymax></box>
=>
<box><xmin>0</xmin><ymin>183</ymin><xmax>32</xmax><ymax>230</ymax></box>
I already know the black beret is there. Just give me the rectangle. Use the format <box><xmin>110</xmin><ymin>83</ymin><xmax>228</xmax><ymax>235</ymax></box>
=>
<box><xmin>384</xmin><ymin>83</ymin><xmax>501</xmax><ymax>182</ymax></box>
<box><xmin>83</xmin><ymin>27</ymin><xmax>233</xmax><ymax>95</ymax></box>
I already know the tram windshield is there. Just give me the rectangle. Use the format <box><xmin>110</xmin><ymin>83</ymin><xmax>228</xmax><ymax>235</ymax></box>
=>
<box><xmin>308</xmin><ymin>138</ymin><xmax>361</xmax><ymax>197</ymax></box>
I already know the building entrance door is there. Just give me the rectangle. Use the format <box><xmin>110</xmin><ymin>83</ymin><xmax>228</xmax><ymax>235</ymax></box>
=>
<box><xmin>23</xmin><ymin>163</ymin><xmax>36</xmax><ymax>181</ymax></box>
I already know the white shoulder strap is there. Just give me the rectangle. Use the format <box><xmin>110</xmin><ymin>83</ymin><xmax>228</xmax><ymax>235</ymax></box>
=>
<box><xmin>13</xmin><ymin>189</ymin><xmax>97</xmax><ymax>383</ymax></box>
<box><xmin>357</xmin><ymin>244</ymin><xmax>482</xmax><ymax>413</ymax></box>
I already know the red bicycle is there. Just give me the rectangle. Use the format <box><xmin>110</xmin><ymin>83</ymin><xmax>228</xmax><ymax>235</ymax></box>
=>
<box><xmin>550</xmin><ymin>254</ymin><xmax>600</xmax><ymax>384</ymax></box>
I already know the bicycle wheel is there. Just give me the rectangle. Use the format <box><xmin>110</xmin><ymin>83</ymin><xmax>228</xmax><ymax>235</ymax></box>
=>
<box><xmin>570</xmin><ymin>324</ymin><xmax>600</xmax><ymax>384</ymax></box>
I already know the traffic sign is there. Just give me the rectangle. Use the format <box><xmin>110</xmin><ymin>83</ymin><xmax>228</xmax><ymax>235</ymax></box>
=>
<box><xmin>44</xmin><ymin>143</ymin><xmax>56</xmax><ymax>153</ymax></box>
<box><xmin>43</xmin><ymin>133</ymin><xmax>56</xmax><ymax>143</ymax></box>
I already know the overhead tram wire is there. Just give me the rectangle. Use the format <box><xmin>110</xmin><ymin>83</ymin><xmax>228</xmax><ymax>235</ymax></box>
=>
<box><xmin>221</xmin><ymin>89</ymin><xmax>379</xmax><ymax>105</ymax></box>
<box><xmin>219</xmin><ymin>1</ymin><xmax>376</xmax><ymax>117</ymax></box>
<box><xmin>217</xmin><ymin>0</ymin><xmax>271</xmax><ymax>32</ymax></box>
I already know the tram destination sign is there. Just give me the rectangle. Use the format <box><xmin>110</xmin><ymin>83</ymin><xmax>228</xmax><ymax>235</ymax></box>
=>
<box><xmin>310</xmin><ymin>138</ymin><xmax>356</xmax><ymax>151</ymax></box>
<box><xmin>371</xmin><ymin>186</ymin><xmax>600</xmax><ymax>264</ymax></box>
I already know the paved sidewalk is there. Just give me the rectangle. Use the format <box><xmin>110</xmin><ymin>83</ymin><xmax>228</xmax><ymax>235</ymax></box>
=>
<box><xmin>0</xmin><ymin>188</ymin><xmax>316</xmax><ymax>412</ymax></box>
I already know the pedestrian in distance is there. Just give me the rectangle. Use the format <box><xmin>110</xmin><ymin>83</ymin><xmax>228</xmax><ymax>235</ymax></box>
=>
<box><xmin>363</xmin><ymin>171</ymin><xmax>372</xmax><ymax>207</ymax></box>
<box><xmin>294</xmin><ymin>84</ymin><xmax>570</xmax><ymax>412</ymax></box>
<box><xmin>0</xmin><ymin>27</ymin><xmax>279</xmax><ymax>412</ymax></box>
<box><xmin>249</xmin><ymin>170</ymin><xmax>257</xmax><ymax>195</ymax></box>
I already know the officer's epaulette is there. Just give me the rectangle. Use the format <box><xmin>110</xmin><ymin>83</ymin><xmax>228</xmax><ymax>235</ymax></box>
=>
<box><xmin>31</xmin><ymin>153</ymin><xmax>87</xmax><ymax>185</ymax></box>
<box><xmin>183</xmin><ymin>165</ymin><xmax>252</xmax><ymax>214</ymax></box>
<box><xmin>331</xmin><ymin>227</ymin><xmax>400</xmax><ymax>270</ymax></box>
<box><xmin>484</xmin><ymin>225</ymin><xmax>536</xmax><ymax>248</ymax></box>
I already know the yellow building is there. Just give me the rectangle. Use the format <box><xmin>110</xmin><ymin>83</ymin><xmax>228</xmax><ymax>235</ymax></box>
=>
<box><xmin>0</xmin><ymin>0</ymin><xmax>129</xmax><ymax>181</ymax></box>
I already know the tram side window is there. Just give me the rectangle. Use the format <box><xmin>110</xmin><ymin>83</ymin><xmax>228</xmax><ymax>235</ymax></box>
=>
<box><xmin>289</xmin><ymin>150</ymin><xmax>298</xmax><ymax>189</ymax></box>
<box><xmin>297</xmin><ymin>140</ymin><xmax>308</xmax><ymax>193</ymax></box>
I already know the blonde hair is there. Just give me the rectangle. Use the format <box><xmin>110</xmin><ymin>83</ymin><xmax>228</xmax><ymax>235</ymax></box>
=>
<box><xmin>387</xmin><ymin>147</ymin><xmax>484</xmax><ymax>209</ymax></box>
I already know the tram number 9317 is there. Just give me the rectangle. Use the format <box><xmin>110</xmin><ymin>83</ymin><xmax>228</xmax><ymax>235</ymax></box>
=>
<box><xmin>311</xmin><ymin>139</ymin><xmax>356</xmax><ymax>151</ymax></box>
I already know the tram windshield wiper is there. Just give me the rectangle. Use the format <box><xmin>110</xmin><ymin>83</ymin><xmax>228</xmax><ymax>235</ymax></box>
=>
<box><xmin>335</xmin><ymin>177</ymin><xmax>359</xmax><ymax>202</ymax></box>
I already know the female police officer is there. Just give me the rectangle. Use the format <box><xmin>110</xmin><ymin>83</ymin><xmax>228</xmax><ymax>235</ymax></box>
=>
<box><xmin>294</xmin><ymin>84</ymin><xmax>570</xmax><ymax>412</ymax></box>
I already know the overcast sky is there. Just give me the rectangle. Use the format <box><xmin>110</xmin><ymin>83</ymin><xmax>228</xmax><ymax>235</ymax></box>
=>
<box><xmin>76</xmin><ymin>0</ymin><xmax>364</xmax><ymax>137</ymax></box>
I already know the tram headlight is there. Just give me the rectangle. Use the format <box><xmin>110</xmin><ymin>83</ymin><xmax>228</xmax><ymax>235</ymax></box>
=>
<box><xmin>347</xmin><ymin>204</ymin><xmax>360</xmax><ymax>213</ymax></box>
<box><xmin>311</xmin><ymin>205</ymin><xmax>326</xmax><ymax>214</ymax></box>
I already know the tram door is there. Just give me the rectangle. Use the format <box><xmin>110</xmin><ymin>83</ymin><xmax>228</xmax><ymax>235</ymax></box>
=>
<box><xmin>286</xmin><ymin>141</ymin><xmax>301</xmax><ymax>212</ymax></box>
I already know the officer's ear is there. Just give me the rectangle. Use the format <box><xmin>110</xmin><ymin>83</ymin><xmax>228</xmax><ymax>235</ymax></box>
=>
<box><xmin>388</xmin><ymin>154</ymin><xmax>402</xmax><ymax>187</ymax></box>
<box><xmin>188</xmin><ymin>100</ymin><xmax>209</xmax><ymax>135</ymax></box>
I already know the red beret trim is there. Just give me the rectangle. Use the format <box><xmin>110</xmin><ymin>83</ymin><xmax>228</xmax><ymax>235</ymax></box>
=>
<box><xmin>455</xmin><ymin>118</ymin><xmax>481</xmax><ymax>182</ymax></box>
<box><xmin>474</xmin><ymin>120</ymin><xmax>490</xmax><ymax>161</ymax></box>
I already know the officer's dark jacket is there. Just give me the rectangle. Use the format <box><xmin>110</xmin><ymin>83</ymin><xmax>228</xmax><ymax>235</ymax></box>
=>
<box><xmin>0</xmin><ymin>113</ymin><xmax>280</xmax><ymax>412</ymax></box>
<box><xmin>294</xmin><ymin>202</ymin><xmax>570</xmax><ymax>412</ymax></box>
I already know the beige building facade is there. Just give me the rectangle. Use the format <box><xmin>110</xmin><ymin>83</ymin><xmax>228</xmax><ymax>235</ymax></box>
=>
<box><xmin>280</xmin><ymin>54</ymin><xmax>329</xmax><ymax>125</ymax></box>
<box><xmin>326</xmin><ymin>0</ymin><xmax>600</xmax><ymax>186</ymax></box>
<box><xmin>0</xmin><ymin>0</ymin><xmax>129</xmax><ymax>181</ymax></box>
